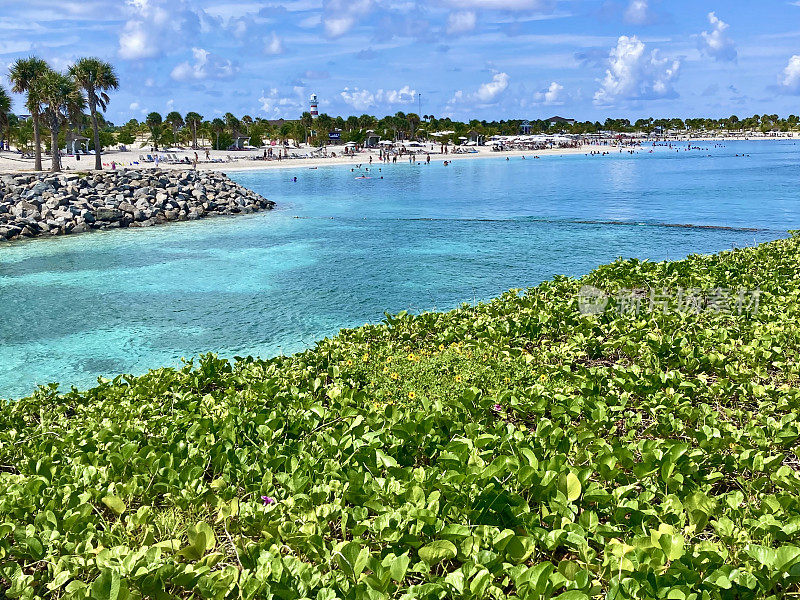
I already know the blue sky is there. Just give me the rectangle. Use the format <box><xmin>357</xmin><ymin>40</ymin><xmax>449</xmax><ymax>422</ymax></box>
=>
<box><xmin>1</xmin><ymin>0</ymin><xmax>799</xmax><ymax>123</ymax></box>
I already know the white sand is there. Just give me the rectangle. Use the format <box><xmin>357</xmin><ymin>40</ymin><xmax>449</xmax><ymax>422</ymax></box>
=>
<box><xmin>0</xmin><ymin>134</ymin><xmax>790</xmax><ymax>175</ymax></box>
<box><xmin>0</xmin><ymin>144</ymin><xmax>589</xmax><ymax>175</ymax></box>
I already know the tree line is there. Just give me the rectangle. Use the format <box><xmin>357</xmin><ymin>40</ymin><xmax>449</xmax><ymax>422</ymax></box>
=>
<box><xmin>0</xmin><ymin>56</ymin><xmax>118</xmax><ymax>172</ymax></box>
<box><xmin>2</xmin><ymin>57</ymin><xmax>799</xmax><ymax>171</ymax></box>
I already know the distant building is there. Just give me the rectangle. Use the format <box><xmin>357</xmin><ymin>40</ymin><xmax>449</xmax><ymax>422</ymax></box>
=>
<box><xmin>365</xmin><ymin>130</ymin><xmax>380</xmax><ymax>147</ymax></box>
<box><xmin>310</xmin><ymin>94</ymin><xmax>319</xmax><ymax>119</ymax></box>
<box><xmin>520</xmin><ymin>120</ymin><xmax>532</xmax><ymax>135</ymax></box>
<box><xmin>229</xmin><ymin>130</ymin><xmax>251</xmax><ymax>149</ymax></box>
<box><xmin>265</xmin><ymin>119</ymin><xmax>296</xmax><ymax>127</ymax></box>
<box><xmin>468</xmin><ymin>130</ymin><xmax>485</xmax><ymax>145</ymax></box>
<box><xmin>64</xmin><ymin>132</ymin><xmax>89</xmax><ymax>154</ymax></box>
<box><xmin>547</xmin><ymin>116</ymin><xmax>575</xmax><ymax>127</ymax></box>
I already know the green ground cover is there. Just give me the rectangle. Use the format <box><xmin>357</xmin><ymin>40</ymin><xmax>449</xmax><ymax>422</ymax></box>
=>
<box><xmin>2</xmin><ymin>234</ymin><xmax>800</xmax><ymax>599</ymax></box>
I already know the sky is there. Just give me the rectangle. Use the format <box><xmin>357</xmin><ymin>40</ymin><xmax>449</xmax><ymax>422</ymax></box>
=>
<box><xmin>1</xmin><ymin>0</ymin><xmax>799</xmax><ymax>124</ymax></box>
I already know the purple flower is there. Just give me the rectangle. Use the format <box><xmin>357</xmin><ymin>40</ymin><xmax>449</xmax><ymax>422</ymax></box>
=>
<box><xmin>261</xmin><ymin>496</ymin><xmax>275</xmax><ymax>506</ymax></box>
<box><xmin>492</xmin><ymin>404</ymin><xmax>503</xmax><ymax>412</ymax></box>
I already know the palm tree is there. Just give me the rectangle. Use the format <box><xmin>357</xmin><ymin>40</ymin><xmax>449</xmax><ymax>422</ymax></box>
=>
<box><xmin>0</xmin><ymin>85</ymin><xmax>10</xmax><ymax>152</ymax></box>
<box><xmin>64</xmin><ymin>84</ymin><xmax>87</xmax><ymax>155</ymax></box>
<box><xmin>211</xmin><ymin>118</ymin><xmax>225</xmax><ymax>149</ymax></box>
<box><xmin>223</xmin><ymin>112</ymin><xmax>239</xmax><ymax>133</ymax></box>
<box><xmin>241</xmin><ymin>115</ymin><xmax>253</xmax><ymax>134</ymax></box>
<box><xmin>8</xmin><ymin>56</ymin><xmax>50</xmax><ymax>171</ymax></box>
<box><xmin>39</xmin><ymin>68</ymin><xmax>79</xmax><ymax>172</ymax></box>
<box><xmin>68</xmin><ymin>58</ymin><xmax>118</xmax><ymax>170</ymax></box>
<box><xmin>145</xmin><ymin>112</ymin><xmax>163</xmax><ymax>150</ymax></box>
<box><xmin>165</xmin><ymin>111</ymin><xmax>184</xmax><ymax>146</ymax></box>
<box><xmin>185</xmin><ymin>112</ymin><xmax>203</xmax><ymax>149</ymax></box>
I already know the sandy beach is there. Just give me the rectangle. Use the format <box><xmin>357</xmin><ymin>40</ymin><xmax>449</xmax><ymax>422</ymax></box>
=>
<box><xmin>0</xmin><ymin>134</ymin><xmax>792</xmax><ymax>176</ymax></box>
<box><xmin>0</xmin><ymin>144</ymin><xmax>590</xmax><ymax>175</ymax></box>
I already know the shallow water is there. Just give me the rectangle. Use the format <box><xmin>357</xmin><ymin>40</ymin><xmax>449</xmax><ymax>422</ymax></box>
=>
<box><xmin>0</xmin><ymin>140</ymin><xmax>797</xmax><ymax>398</ymax></box>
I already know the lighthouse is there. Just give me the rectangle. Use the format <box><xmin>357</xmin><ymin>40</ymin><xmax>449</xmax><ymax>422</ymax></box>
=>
<box><xmin>310</xmin><ymin>94</ymin><xmax>319</xmax><ymax>119</ymax></box>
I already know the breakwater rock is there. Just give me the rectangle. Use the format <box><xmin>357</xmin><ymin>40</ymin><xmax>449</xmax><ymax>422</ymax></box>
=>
<box><xmin>0</xmin><ymin>169</ymin><xmax>274</xmax><ymax>241</ymax></box>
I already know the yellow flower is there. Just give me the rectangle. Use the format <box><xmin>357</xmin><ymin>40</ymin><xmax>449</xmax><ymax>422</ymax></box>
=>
<box><xmin>346</xmin><ymin>359</ymin><xmax>353</xmax><ymax>366</ymax></box>
<box><xmin>455</xmin><ymin>375</ymin><xmax>462</xmax><ymax>383</ymax></box>
<box><xmin>438</xmin><ymin>344</ymin><xmax>445</xmax><ymax>351</ymax></box>
<box><xmin>383</xmin><ymin>367</ymin><xmax>389</xmax><ymax>374</ymax></box>
<box><xmin>407</xmin><ymin>353</ymin><xmax>416</xmax><ymax>361</ymax></box>
<box><xmin>391</xmin><ymin>372</ymin><xmax>399</xmax><ymax>380</ymax></box>
<box><xmin>363</xmin><ymin>355</ymin><xmax>369</xmax><ymax>362</ymax></box>
<box><xmin>505</xmin><ymin>377</ymin><xmax>510</xmax><ymax>383</ymax></box>
<box><xmin>408</xmin><ymin>391</ymin><xmax>416</xmax><ymax>399</ymax></box>
<box><xmin>539</xmin><ymin>374</ymin><xmax>547</xmax><ymax>381</ymax></box>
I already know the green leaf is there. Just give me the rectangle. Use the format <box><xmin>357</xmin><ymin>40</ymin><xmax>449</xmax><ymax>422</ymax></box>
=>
<box><xmin>658</xmin><ymin>533</ymin><xmax>685</xmax><ymax>561</ymax></box>
<box><xmin>390</xmin><ymin>553</ymin><xmax>410</xmax><ymax>582</ymax></box>
<box><xmin>469</xmin><ymin>569</ymin><xmax>492</xmax><ymax>597</ymax></box>
<box><xmin>566</xmin><ymin>472</ymin><xmax>582</xmax><ymax>501</ymax></box>
<box><xmin>181</xmin><ymin>521</ymin><xmax>216</xmax><ymax>561</ymax></box>
<box><xmin>553</xmin><ymin>592</ymin><xmax>589</xmax><ymax>600</ymax></box>
<box><xmin>775</xmin><ymin>546</ymin><xmax>800</xmax><ymax>571</ymax></box>
<box><xmin>91</xmin><ymin>569</ymin><xmax>120</xmax><ymax>600</ymax></box>
<box><xmin>101</xmin><ymin>496</ymin><xmax>126</xmax><ymax>516</ymax></box>
<box><xmin>505</xmin><ymin>535</ymin><xmax>536</xmax><ymax>564</ymax></box>
<box><xmin>418</xmin><ymin>540</ymin><xmax>457</xmax><ymax>565</ymax></box>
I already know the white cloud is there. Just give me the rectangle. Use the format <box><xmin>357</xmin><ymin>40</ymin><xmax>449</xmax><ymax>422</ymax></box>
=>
<box><xmin>779</xmin><ymin>55</ymin><xmax>800</xmax><ymax>93</ymax></box>
<box><xmin>534</xmin><ymin>81</ymin><xmax>565</xmax><ymax>104</ymax></box>
<box><xmin>447</xmin><ymin>11</ymin><xmax>477</xmax><ymax>34</ymax></box>
<box><xmin>323</xmin><ymin>0</ymin><xmax>373</xmax><ymax>37</ymax></box>
<box><xmin>450</xmin><ymin>72</ymin><xmax>510</xmax><ymax>106</ymax></box>
<box><xmin>118</xmin><ymin>0</ymin><xmax>202</xmax><ymax>60</ymax></box>
<box><xmin>476</xmin><ymin>72</ymin><xmax>510</xmax><ymax>102</ymax></box>
<box><xmin>623</xmin><ymin>0</ymin><xmax>655</xmax><ymax>25</ymax></box>
<box><xmin>129</xmin><ymin>102</ymin><xmax>140</xmax><ymax>111</ymax></box>
<box><xmin>340</xmin><ymin>85</ymin><xmax>417</xmax><ymax>110</ymax></box>
<box><xmin>340</xmin><ymin>88</ymin><xmax>375</xmax><ymax>110</ymax></box>
<box><xmin>593</xmin><ymin>35</ymin><xmax>680</xmax><ymax>105</ymax></box>
<box><xmin>698</xmin><ymin>12</ymin><xmax>737</xmax><ymax>63</ymax></box>
<box><xmin>265</xmin><ymin>32</ymin><xmax>284</xmax><ymax>55</ymax></box>
<box><xmin>258</xmin><ymin>87</ymin><xmax>304</xmax><ymax>117</ymax></box>
<box><xmin>170</xmin><ymin>48</ymin><xmax>238</xmax><ymax>81</ymax></box>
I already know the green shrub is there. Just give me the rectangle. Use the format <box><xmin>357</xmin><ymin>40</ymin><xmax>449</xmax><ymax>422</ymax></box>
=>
<box><xmin>1</xmin><ymin>234</ymin><xmax>800</xmax><ymax>598</ymax></box>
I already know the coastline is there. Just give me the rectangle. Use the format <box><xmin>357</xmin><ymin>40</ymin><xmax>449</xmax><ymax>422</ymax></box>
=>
<box><xmin>0</xmin><ymin>134</ymin><xmax>793</xmax><ymax>176</ymax></box>
<box><xmin>0</xmin><ymin>144</ymin><xmax>588</xmax><ymax>175</ymax></box>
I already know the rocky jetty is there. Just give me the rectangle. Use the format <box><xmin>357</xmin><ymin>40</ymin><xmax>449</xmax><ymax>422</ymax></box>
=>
<box><xmin>0</xmin><ymin>169</ymin><xmax>274</xmax><ymax>241</ymax></box>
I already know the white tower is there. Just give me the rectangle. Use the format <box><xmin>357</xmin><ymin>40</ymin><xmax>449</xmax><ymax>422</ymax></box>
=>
<box><xmin>310</xmin><ymin>94</ymin><xmax>319</xmax><ymax>119</ymax></box>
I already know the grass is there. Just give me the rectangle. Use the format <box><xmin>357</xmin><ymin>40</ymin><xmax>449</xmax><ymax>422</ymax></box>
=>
<box><xmin>1</xmin><ymin>233</ymin><xmax>800</xmax><ymax>599</ymax></box>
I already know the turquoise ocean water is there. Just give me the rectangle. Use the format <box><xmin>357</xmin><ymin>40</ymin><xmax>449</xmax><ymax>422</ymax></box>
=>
<box><xmin>0</xmin><ymin>140</ymin><xmax>797</xmax><ymax>398</ymax></box>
